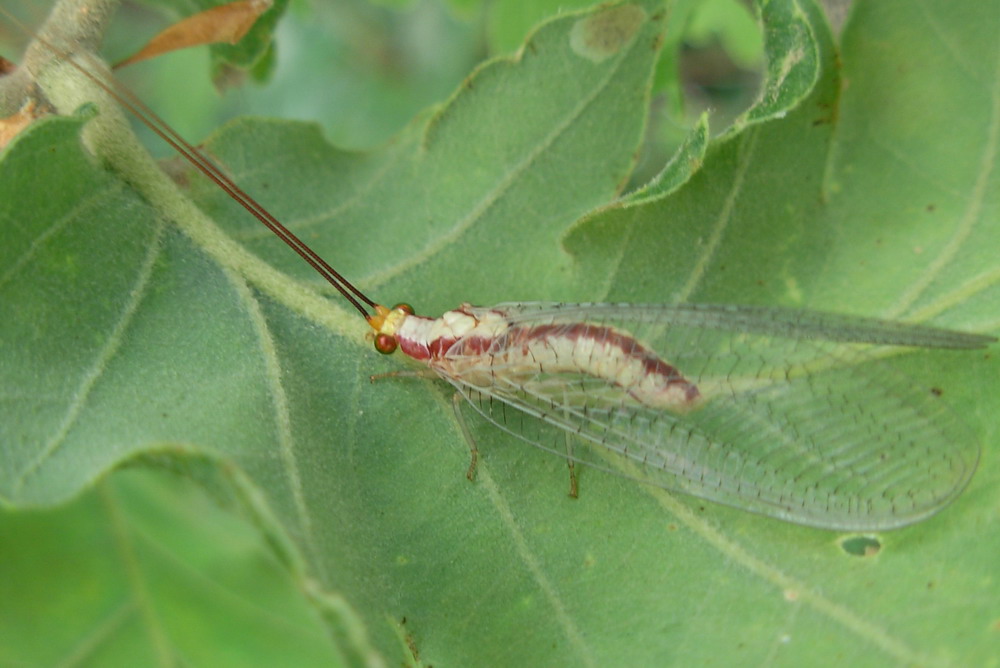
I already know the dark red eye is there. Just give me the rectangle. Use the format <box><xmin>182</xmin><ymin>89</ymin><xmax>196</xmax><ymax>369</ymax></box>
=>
<box><xmin>374</xmin><ymin>333</ymin><xmax>398</xmax><ymax>354</ymax></box>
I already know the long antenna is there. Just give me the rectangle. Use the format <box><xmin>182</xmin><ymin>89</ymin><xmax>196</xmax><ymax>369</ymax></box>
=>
<box><xmin>1</xmin><ymin>7</ymin><xmax>378</xmax><ymax>319</ymax></box>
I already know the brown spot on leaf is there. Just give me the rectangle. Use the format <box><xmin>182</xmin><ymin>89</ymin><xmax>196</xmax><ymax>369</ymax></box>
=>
<box><xmin>570</xmin><ymin>4</ymin><xmax>646</xmax><ymax>63</ymax></box>
<box><xmin>0</xmin><ymin>56</ymin><xmax>17</xmax><ymax>76</ymax></box>
<box><xmin>0</xmin><ymin>101</ymin><xmax>40</xmax><ymax>150</ymax></box>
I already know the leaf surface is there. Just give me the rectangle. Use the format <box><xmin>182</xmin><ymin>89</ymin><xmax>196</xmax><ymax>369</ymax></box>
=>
<box><xmin>1</xmin><ymin>0</ymin><xmax>997</xmax><ymax>665</ymax></box>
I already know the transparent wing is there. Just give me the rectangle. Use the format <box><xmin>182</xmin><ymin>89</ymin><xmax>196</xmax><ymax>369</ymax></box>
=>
<box><xmin>435</xmin><ymin>303</ymin><xmax>991</xmax><ymax>530</ymax></box>
<box><xmin>487</xmin><ymin>302</ymin><xmax>995</xmax><ymax>349</ymax></box>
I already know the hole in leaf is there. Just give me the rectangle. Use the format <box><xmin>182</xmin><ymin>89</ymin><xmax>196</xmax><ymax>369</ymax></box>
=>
<box><xmin>840</xmin><ymin>535</ymin><xmax>881</xmax><ymax>557</ymax></box>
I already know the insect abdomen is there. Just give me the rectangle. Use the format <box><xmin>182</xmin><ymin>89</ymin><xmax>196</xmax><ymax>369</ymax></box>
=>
<box><xmin>431</xmin><ymin>314</ymin><xmax>701</xmax><ymax>412</ymax></box>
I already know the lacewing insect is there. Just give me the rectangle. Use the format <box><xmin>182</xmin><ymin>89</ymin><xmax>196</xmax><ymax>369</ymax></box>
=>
<box><xmin>4</xmin><ymin>7</ymin><xmax>995</xmax><ymax>531</ymax></box>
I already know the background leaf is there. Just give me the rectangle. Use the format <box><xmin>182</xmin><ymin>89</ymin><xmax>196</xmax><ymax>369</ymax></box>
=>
<box><xmin>0</xmin><ymin>467</ymin><xmax>352</xmax><ymax>665</ymax></box>
<box><xmin>1</xmin><ymin>0</ymin><xmax>997</xmax><ymax>666</ymax></box>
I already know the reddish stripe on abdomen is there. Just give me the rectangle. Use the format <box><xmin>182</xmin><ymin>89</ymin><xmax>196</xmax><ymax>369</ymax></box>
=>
<box><xmin>427</xmin><ymin>318</ymin><xmax>700</xmax><ymax>411</ymax></box>
<box><xmin>504</xmin><ymin>323</ymin><xmax>700</xmax><ymax>407</ymax></box>
<box><xmin>511</xmin><ymin>323</ymin><xmax>693</xmax><ymax>389</ymax></box>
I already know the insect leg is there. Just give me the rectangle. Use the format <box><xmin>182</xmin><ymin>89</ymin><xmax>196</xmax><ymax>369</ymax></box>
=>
<box><xmin>451</xmin><ymin>392</ymin><xmax>479</xmax><ymax>482</ymax></box>
<box><xmin>564</xmin><ymin>431</ymin><xmax>579</xmax><ymax>499</ymax></box>
<box><xmin>557</xmin><ymin>388</ymin><xmax>579</xmax><ymax>498</ymax></box>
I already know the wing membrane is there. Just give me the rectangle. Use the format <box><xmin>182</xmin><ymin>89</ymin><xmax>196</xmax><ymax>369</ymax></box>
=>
<box><xmin>435</xmin><ymin>303</ymin><xmax>988</xmax><ymax>530</ymax></box>
<box><xmin>489</xmin><ymin>302</ymin><xmax>995</xmax><ymax>348</ymax></box>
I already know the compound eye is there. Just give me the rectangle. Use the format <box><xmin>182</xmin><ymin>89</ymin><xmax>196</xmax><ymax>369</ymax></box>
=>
<box><xmin>374</xmin><ymin>333</ymin><xmax>398</xmax><ymax>355</ymax></box>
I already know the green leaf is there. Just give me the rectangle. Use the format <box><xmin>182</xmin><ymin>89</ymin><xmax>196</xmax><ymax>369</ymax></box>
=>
<box><xmin>2</xmin><ymin>0</ymin><xmax>997</xmax><ymax>665</ymax></box>
<box><xmin>106</xmin><ymin>0</ymin><xmax>482</xmax><ymax>151</ymax></box>
<box><xmin>120</xmin><ymin>0</ymin><xmax>290</xmax><ymax>85</ymax></box>
<box><xmin>684</xmin><ymin>0</ymin><xmax>763</xmax><ymax>68</ymax></box>
<box><xmin>484</xmin><ymin>0</ymin><xmax>599</xmax><ymax>54</ymax></box>
<box><xmin>0</xmin><ymin>467</ymin><xmax>355</xmax><ymax>666</ymax></box>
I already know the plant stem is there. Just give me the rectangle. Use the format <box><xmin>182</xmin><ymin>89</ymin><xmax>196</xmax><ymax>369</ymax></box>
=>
<box><xmin>0</xmin><ymin>0</ymin><xmax>118</xmax><ymax>115</ymax></box>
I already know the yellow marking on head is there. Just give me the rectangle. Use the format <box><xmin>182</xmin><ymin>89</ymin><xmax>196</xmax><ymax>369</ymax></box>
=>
<box><xmin>368</xmin><ymin>304</ymin><xmax>410</xmax><ymax>336</ymax></box>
